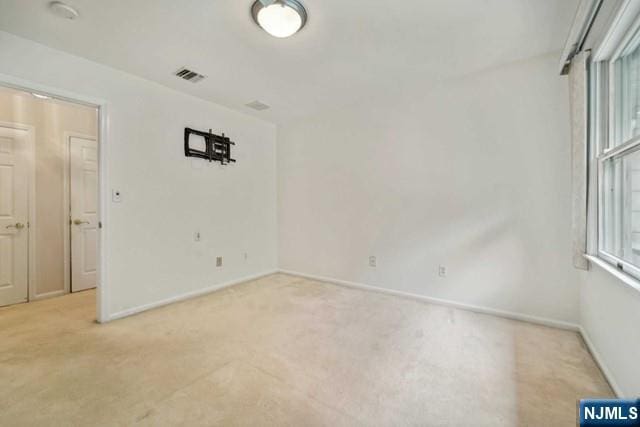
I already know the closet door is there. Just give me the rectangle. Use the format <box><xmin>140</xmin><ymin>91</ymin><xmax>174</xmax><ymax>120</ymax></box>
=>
<box><xmin>70</xmin><ymin>136</ymin><xmax>98</xmax><ymax>292</ymax></box>
<box><xmin>0</xmin><ymin>125</ymin><xmax>30</xmax><ymax>307</ymax></box>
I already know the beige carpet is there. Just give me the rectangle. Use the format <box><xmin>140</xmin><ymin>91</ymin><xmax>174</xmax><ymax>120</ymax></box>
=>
<box><xmin>0</xmin><ymin>273</ymin><xmax>612</xmax><ymax>426</ymax></box>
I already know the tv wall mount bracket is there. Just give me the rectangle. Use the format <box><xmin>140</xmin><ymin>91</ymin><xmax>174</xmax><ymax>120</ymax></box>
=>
<box><xmin>184</xmin><ymin>127</ymin><xmax>236</xmax><ymax>165</ymax></box>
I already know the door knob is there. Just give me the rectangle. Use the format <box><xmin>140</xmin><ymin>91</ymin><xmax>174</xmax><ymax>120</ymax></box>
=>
<box><xmin>73</xmin><ymin>219</ymin><xmax>90</xmax><ymax>225</ymax></box>
<box><xmin>6</xmin><ymin>223</ymin><xmax>25</xmax><ymax>230</ymax></box>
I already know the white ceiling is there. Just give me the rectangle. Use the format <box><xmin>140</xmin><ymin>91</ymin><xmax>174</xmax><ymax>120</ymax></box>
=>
<box><xmin>0</xmin><ymin>0</ymin><xmax>578</xmax><ymax>124</ymax></box>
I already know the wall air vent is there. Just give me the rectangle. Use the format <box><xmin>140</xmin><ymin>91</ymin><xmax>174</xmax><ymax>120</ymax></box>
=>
<box><xmin>245</xmin><ymin>100</ymin><xmax>270</xmax><ymax>111</ymax></box>
<box><xmin>174</xmin><ymin>67</ymin><xmax>206</xmax><ymax>83</ymax></box>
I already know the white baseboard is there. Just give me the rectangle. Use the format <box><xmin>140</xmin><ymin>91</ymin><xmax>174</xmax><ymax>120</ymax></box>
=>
<box><xmin>579</xmin><ymin>326</ymin><xmax>623</xmax><ymax>398</ymax></box>
<box><xmin>279</xmin><ymin>269</ymin><xmax>580</xmax><ymax>331</ymax></box>
<box><xmin>107</xmin><ymin>269</ymin><xmax>278</xmax><ymax>322</ymax></box>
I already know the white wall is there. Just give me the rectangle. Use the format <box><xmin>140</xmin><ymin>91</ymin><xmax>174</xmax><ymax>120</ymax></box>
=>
<box><xmin>579</xmin><ymin>266</ymin><xmax>640</xmax><ymax>397</ymax></box>
<box><xmin>1</xmin><ymin>25</ymin><xmax>637</xmax><ymax>396</ymax></box>
<box><xmin>0</xmin><ymin>31</ymin><xmax>277</xmax><ymax>318</ymax></box>
<box><xmin>278</xmin><ymin>52</ymin><xmax>580</xmax><ymax>325</ymax></box>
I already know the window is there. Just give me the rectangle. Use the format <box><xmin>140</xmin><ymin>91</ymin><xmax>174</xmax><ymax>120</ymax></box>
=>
<box><xmin>613</xmin><ymin>34</ymin><xmax>640</xmax><ymax>148</ymax></box>
<box><xmin>594</xmin><ymin>20</ymin><xmax>640</xmax><ymax>279</ymax></box>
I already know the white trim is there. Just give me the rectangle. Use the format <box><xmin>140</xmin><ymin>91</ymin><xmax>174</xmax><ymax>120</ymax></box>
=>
<box><xmin>62</xmin><ymin>132</ymin><xmax>71</xmax><ymax>296</ymax></box>
<box><xmin>26</xmin><ymin>126</ymin><xmax>35</xmax><ymax>303</ymax></box>
<box><xmin>593</xmin><ymin>0</ymin><xmax>640</xmax><ymax>61</ymax></box>
<box><xmin>604</xmin><ymin>10</ymin><xmax>640</xmax><ymax>153</ymax></box>
<box><xmin>0</xmin><ymin>73</ymin><xmax>106</xmax><ymax>108</ymax></box>
<box><xmin>278</xmin><ymin>269</ymin><xmax>580</xmax><ymax>331</ymax></box>
<box><xmin>588</xmin><ymin>2</ymin><xmax>640</xmax><ymax>293</ymax></box>
<box><xmin>559</xmin><ymin>0</ymin><xmax>602</xmax><ymax>74</ymax></box>
<box><xmin>96</xmin><ymin>103</ymin><xmax>109</xmax><ymax>323</ymax></box>
<box><xmin>0</xmin><ymin>74</ymin><xmax>110</xmax><ymax>323</ymax></box>
<box><xmin>579</xmin><ymin>326</ymin><xmax>623</xmax><ymax>397</ymax></box>
<box><xmin>108</xmin><ymin>270</ymin><xmax>278</xmax><ymax>321</ymax></box>
<box><xmin>599</xmin><ymin>134</ymin><xmax>640</xmax><ymax>161</ymax></box>
<box><xmin>596</xmin><ymin>247</ymin><xmax>640</xmax><ymax>284</ymax></box>
<box><xmin>584</xmin><ymin>254</ymin><xmax>640</xmax><ymax>293</ymax></box>
<box><xmin>63</xmin><ymin>132</ymin><xmax>98</xmax><ymax>295</ymax></box>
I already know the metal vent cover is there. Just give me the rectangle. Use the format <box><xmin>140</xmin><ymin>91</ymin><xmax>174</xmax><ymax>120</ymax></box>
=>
<box><xmin>174</xmin><ymin>67</ymin><xmax>206</xmax><ymax>83</ymax></box>
<box><xmin>245</xmin><ymin>100</ymin><xmax>270</xmax><ymax>111</ymax></box>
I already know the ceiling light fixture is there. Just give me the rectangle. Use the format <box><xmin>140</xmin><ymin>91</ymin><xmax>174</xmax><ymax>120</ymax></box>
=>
<box><xmin>31</xmin><ymin>93</ymin><xmax>51</xmax><ymax>100</ymax></box>
<box><xmin>251</xmin><ymin>0</ymin><xmax>307</xmax><ymax>38</ymax></box>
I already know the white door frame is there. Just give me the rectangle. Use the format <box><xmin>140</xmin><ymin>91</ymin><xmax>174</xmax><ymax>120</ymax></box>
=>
<box><xmin>0</xmin><ymin>120</ymin><xmax>35</xmax><ymax>304</ymax></box>
<box><xmin>63</xmin><ymin>132</ymin><xmax>98</xmax><ymax>295</ymax></box>
<box><xmin>0</xmin><ymin>74</ymin><xmax>110</xmax><ymax>323</ymax></box>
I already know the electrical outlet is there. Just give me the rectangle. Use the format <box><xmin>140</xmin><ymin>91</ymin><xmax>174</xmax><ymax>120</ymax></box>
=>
<box><xmin>438</xmin><ymin>265</ymin><xmax>447</xmax><ymax>277</ymax></box>
<box><xmin>369</xmin><ymin>256</ymin><xmax>377</xmax><ymax>267</ymax></box>
<box><xmin>194</xmin><ymin>231</ymin><xmax>201</xmax><ymax>242</ymax></box>
<box><xmin>216</xmin><ymin>256</ymin><xmax>223</xmax><ymax>267</ymax></box>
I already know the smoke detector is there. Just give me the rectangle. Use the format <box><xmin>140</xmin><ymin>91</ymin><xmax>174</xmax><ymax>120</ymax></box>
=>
<box><xmin>49</xmin><ymin>1</ymin><xmax>79</xmax><ymax>20</ymax></box>
<box><xmin>245</xmin><ymin>100</ymin><xmax>270</xmax><ymax>111</ymax></box>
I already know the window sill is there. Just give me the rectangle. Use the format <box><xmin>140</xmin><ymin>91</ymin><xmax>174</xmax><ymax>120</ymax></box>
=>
<box><xmin>584</xmin><ymin>254</ymin><xmax>640</xmax><ymax>294</ymax></box>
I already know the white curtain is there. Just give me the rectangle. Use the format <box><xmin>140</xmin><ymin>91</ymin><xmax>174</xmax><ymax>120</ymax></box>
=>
<box><xmin>569</xmin><ymin>51</ymin><xmax>590</xmax><ymax>270</ymax></box>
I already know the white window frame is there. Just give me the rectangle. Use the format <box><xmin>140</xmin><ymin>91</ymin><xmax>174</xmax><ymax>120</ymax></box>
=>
<box><xmin>590</xmin><ymin>7</ymin><xmax>640</xmax><ymax>284</ymax></box>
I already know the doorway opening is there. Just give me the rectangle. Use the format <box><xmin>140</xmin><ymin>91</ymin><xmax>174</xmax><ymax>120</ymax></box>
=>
<box><xmin>0</xmin><ymin>84</ymin><xmax>100</xmax><ymax>318</ymax></box>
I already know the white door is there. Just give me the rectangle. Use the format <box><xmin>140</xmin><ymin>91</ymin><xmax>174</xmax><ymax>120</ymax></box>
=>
<box><xmin>70</xmin><ymin>136</ymin><xmax>98</xmax><ymax>292</ymax></box>
<box><xmin>0</xmin><ymin>125</ymin><xmax>30</xmax><ymax>307</ymax></box>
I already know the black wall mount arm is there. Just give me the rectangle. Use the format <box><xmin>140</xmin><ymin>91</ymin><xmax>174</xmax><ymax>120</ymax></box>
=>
<box><xmin>184</xmin><ymin>127</ymin><xmax>236</xmax><ymax>165</ymax></box>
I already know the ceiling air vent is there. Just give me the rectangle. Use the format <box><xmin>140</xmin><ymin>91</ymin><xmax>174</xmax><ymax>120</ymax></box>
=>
<box><xmin>245</xmin><ymin>100</ymin><xmax>270</xmax><ymax>111</ymax></box>
<box><xmin>174</xmin><ymin>67</ymin><xmax>205</xmax><ymax>83</ymax></box>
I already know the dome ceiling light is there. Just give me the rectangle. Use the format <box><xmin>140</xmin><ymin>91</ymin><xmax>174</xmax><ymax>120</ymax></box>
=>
<box><xmin>251</xmin><ymin>0</ymin><xmax>307</xmax><ymax>38</ymax></box>
<box><xmin>31</xmin><ymin>93</ymin><xmax>52</xmax><ymax>100</ymax></box>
